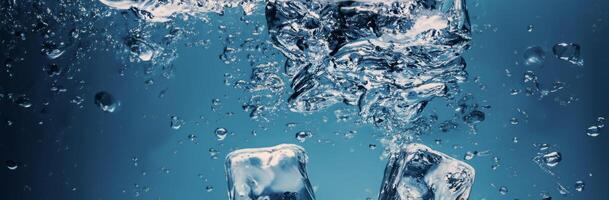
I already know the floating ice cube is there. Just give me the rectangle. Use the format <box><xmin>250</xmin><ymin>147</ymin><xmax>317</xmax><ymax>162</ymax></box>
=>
<box><xmin>379</xmin><ymin>143</ymin><xmax>475</xmax><ymax>200</ymax></box>
<box><xmin>266</xmin><ymin>0</ymin><xmax>471</xmax><ymax>130</ymax></box>
<box><xmin>225</xmin><ymin>144</ymin><xmax>316</xmax><ymax>200</ymax></box>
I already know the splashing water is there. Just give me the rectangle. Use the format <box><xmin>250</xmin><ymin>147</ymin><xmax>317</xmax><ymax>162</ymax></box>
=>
<box><xmin>97</xmin><ymin>0</ymin><xmax>473</xmax><ymax>134</ymax></box>
<box><xmin>99</xmin><ymin>0</ymin><xmax>260</xmax><ymax>22</ymax></box>
<box><xmin>266</xmin><ymin>0</ymin><xmax>471</xmax><ymax>132</ymax></box>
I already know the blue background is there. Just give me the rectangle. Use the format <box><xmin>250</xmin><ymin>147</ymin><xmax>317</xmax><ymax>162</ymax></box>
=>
<box><xmin>1</xmin><ymin>0</ymin><xmax>609</xmax><ymax>199</ymax></box>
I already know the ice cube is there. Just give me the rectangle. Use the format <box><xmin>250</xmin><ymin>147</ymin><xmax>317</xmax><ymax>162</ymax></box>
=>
<box><xmin>225</xmin><ymin>144</ymin><xmax>316</xmax><ymax>200</ymax></box>
<box><xmin>379</xmin><ymin>143</ymin><xmax>475</xmax><ymax>200</ymax></box>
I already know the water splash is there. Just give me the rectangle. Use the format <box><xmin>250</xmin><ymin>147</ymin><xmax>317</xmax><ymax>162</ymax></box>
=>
<box><xmin>266</xmin><ymin>0</ymin><xmax>472</xmax><ymax>132</ymax></box>
<box><xmin>96</xmin><ymin>0</ymin><xmax>474</xmax><ymax>135</ymax></box>
<box><xmin>99</xmin><ymin>0</ymin><xmax>260</xmax><ymax>22</ymax></box>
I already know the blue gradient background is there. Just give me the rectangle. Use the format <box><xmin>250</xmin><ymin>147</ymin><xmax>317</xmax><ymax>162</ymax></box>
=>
<box><xmin>1</xmin><ymin>0</ymin><xmax>609</xmax><ymax>199</ymax></box>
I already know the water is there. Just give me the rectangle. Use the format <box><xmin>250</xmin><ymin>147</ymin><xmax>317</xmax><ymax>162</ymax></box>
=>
<box><xmin>266</xmin><ymin>0</ymin><xmax>471</xmax><ymax>132</ymax></box>
<box><xmin>1</xmin><ymin>0</ymin><xmax>609</xmax><ymax>200</ymax></box>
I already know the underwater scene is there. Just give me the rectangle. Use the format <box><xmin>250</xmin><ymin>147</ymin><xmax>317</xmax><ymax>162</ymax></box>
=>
<box><xmin>1</xmin><ymin>0</ymin><xmax>608</xmax><ymax>199</ymax></box>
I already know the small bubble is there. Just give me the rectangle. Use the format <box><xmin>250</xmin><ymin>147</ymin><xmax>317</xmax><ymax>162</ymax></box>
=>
<box><xmin>187</xmin><ymin>134</ymin><xmax>197</xmax><ymax>142</ymax></box>
<box><xmin>499</xmin><ymin>186</ymin><xmax>508</xmax><ymax>195</ymax></box>
<box><xmin>587</xmin><ymin>126</ymin><xmax>600</xmax><ymax>137</ymax></box>
<box><xmin>170</xmin><ymin>116</ymin><xmax>184</xmax><ymax>130</ymax></box>
<box><xmin>46</xmin><ymin>63</ymin><xmax>62</xmax><ymax>77</ymax></box>
<box><xmin>6</xmin><ymin>160</ymin><xmax>18</xmax><ymax>170</ymax></box>
<box><xmin>527</xmin><ymin>24</ymin><xmax>534</xmax><ymax>32</ymax></box>
<box><xmin>523</xmin><ymin>46</ymin><xmax>546</xmax><ymax>66</ymax></box>
<box><xmin>574</xmin><ymin>181</ymin><xmax>585</xmax><ymax>192</ymax></box>
<box><xmin>463</xmin><ymin>110</ymin><xmax>485</xmax><ymax>124</ymax></box>
<box><xmin>205</xmin><ymin>185</ymin><xmax>214</xmax><ymax>192</ymax></box>
<box><xmin>540</xmin><ymin>192</ymin><xmax>552</xmax><ymax>200</ymax></box>
<box><xmin>553</xmin><ymin>43</ymin><xmax>584</xmax><ymax>66</ymax></box>
<box><xmin>295</xmin><ymin>131</ymin><xmax>312</xmax><ymax>143</ymax></box>
<box><xmin>543</xmin><ymin>151</ymin><xmax>562</xmax><ymax>167</ymax></box>
<box><xmin>14</xmin><ymin>95</ymin><xmax>32</xmax><ymax>108</ymax></box>
<box><xmin>132</xmin><ymin>157</ymin><xmax>139</xmax><ymax>167</ymax></box>
<box><xmin>211</xmin><ymin>98</ymin><xmax>222</xmax><ymax>111</ymax></box>
<box><xmin>209</xmin><ymin>148</ymin><xmax>219</xmax><ymax>159</ymax></box>
<box><xmin>215</xmin><ymin>128</ymin><xmax>228</xmax><ymax>141</ymax></box>
<box><xmin>94</xmin><ymin>91</ymin><xmax>117</xmax><ymax>113</ymax></box>
<box><xmin>557</xmin><ymin>183</ymin><xmax>570</xmax><ymax>195</ymax></box>
<box><xmin>464</xmin><ymin>151</ymin><xmax>476</xmax><ymax>160</ymax></box>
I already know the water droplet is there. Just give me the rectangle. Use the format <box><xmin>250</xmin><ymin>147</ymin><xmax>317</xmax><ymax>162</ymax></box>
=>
<box><xmin>295</xmin><ymin>131</ymin><xmax>312</xmax><ymax>143</ymax></box>
<box><xmin>94</xmin><ymin>91</ymin><xmax>117</xmax><ymax>113</ymax></box>
<box><xmin>499</xmin><ymin>186</ymin><xmax>508</xmax><ymax>195</ymax></box>
<box><xmin>574</xmin><ymin>181</ymin><xmax>585</xmax><ymax>192</ymax></box>
<box><xmin>6</xmin><ymin>160</ymin><xmax>17</xmax><ymax>170</ymax></box>
<box><xmin>523</xmin><ymin>46</ymin><xmax>546</xmax><ymax>66</ymax></box>
<box><xmin>553</xmin><ymin>43</ymin><xmax>584</xmax><ymax>66</ymax></box>
<box><xmin>215</xmin><ymin>128</ymin><xmax>228</xmax><ymax>141</ymax></box>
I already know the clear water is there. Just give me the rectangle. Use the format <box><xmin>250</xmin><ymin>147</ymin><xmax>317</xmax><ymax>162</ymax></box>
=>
<box><xmin>1</xmin><ymin>0</ymin><xmax>608</xmax><ymax>200</ymax></box>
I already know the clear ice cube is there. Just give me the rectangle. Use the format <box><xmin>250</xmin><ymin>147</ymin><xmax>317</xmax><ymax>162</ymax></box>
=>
<box><xmin>379</xmin><ymin>143</ymin><xmax>475</xmax><ymax>200</ymax></box>
<box><xmin>225</xmin><ymin>144</ymin><xmax>316</xmax><ymax>200</ymax></box>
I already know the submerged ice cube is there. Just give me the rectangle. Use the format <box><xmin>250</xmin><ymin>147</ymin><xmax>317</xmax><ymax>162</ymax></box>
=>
<box><xmin>266</xmin><ymin>0</ymin><xmax>471</xmax><ymax>130</ymax></box>
<box><xmin>225</xmin><ymin>144</ymin><xmax>316</xmax><ymax>200</ymax></box>
<box><xmin>379</xmin><ymin>143</ymin><xmax>475</xmax><ymax>200</ymax></box>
